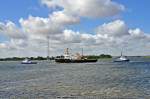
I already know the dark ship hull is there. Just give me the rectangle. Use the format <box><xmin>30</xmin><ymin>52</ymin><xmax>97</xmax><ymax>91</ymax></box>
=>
<box><xmin>55</xmin><ymin>59</ymin><xmax>97</xmax><ymax>63</ymax></box>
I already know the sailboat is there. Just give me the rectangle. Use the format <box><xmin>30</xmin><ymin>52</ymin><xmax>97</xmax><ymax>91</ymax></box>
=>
<box><xmin>114</xmin><ymin>52</ymin><xmax>130</xmax><ymax>62</ymax></box>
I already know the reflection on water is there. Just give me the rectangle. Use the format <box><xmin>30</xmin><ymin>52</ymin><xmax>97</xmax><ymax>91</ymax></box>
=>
<box><xmin>0</xmin><ymin>58</ymin><xmax>150</xmax><ymax>98</ymax></box>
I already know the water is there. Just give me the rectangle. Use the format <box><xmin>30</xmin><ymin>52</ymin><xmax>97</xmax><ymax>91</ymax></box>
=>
<box><xmin>0</xmin><ymin>58</ymin><xmax>150</xmax><ymax>99</ymax></box>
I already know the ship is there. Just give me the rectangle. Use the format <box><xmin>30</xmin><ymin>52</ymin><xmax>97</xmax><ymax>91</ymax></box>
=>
<box><xmin>114</xmin><ymin>52</ymin><xmax>130</xmax><ymax>62</ymax></box>
<box><xmin>55</xmin><ymin>48</ymin><xmax>97</xmax><ymax>63</ymax></box>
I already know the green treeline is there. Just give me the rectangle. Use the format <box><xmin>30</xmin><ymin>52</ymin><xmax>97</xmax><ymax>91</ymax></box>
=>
<box><xmin>0</xmin><ymin>54</ymin><xmax>112</xmax><ymax>61</ymax></box>
<box><xmin>86</xmin><ymin>54</ymin><xmax>112</xmax><ymax>59</ymax></box>
<box><xmin>0</xmin><ymin>56</ymin><xmax>55</xmax><ymax>61</ymax></box>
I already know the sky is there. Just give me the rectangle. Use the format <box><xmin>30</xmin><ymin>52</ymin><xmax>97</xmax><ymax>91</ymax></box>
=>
<box><xmin>0</xmin><ymin>0</ymin><xmax>150</xmax><ymax>57</ymax></box>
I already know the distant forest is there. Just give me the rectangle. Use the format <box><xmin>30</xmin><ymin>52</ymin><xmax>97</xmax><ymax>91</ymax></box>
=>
<box><xmin>0</xmin><ymin>54</ymin><xmax>112</xmax><ymax>61</ymax></box>
<box><xmin>85</xmin><ymin>54</ymin><xmax>112</xmax><ymax>59</ymax></box>
<box><xmin>0</xmin><ymin>56</ymin><xmax>54</xmax><ymax>61</ymax></box>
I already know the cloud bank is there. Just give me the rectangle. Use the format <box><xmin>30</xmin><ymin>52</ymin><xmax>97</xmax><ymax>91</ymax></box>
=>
<box><xmin>0</xmin><ymin>0</ymin><xmax>149</xmax><ymax>57</ymax></box>
<box><xmin>41</xmin><ymin>0</ymin><xmax>125</xmax><ymax>18</ymax></box>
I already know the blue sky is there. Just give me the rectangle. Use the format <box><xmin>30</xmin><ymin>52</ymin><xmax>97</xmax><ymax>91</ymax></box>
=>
<box><xmin>117</xmin><ymin>0</ymin><xmax>150</xmax><ymax>33</ymax></box>
<box><xmin>0</xmin><ymin>0</ymin><xmax>49</xmax><ymax>23</ymax></box>
<box><xmin>0</xmin><ymin>0</ymin><xmax>150</xmax><ymax>57</ymax></box>
<box><xmin>0</xmin><ymin>0</ymin><xmax>150</xmax><ymax>33</ymax></box>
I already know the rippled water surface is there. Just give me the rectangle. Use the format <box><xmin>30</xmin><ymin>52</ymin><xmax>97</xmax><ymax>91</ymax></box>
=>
<box><xmin>0</xmin><ymin>58</ymin><xmax>150</xmax><ymax>99</ymax></box>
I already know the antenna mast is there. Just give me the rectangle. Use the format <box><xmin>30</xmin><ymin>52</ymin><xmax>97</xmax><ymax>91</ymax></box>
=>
<box><xmin>47</xmin><ymin>35</ymin><xmax>50</xmax><ymax>59</ymax></box>
<box><xmin>82</xmin><ymin>48</ymin><xmax>83</xmax><ymax>57</ymax></box>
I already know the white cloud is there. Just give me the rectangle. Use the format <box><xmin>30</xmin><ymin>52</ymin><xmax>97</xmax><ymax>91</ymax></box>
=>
<box><xmin>62</xmin><ymin>29</ymin><xmax>82</xmax><ymax>43</ymax></box>
<box><xmin>129</xmin><ymin>28</ymin><xmax>148</xmax><ymax>39</ymax></box>
<box><xmin>57</xmin><ymin>20</ymin><xmax>150</xmax><ymax>56</ymax></box>
<box><xmin>0</xmin><ymin>18</ymin><xmax>150</xmax><ymax>56</ymax></box>
<box><xmin>0</xmin><ymin>21</ymin><xmax>27</xmax><ymax>39</ymax></box>
<box><xmin>19</xmin><ymin>15</ymin><xmax>61</xmax><ymax>38</ymax></box>
<box><xmin>19</xmin><ymin>12</ymin><xmax>80</xmax><ymax>40</ymax></box>
<box><xmin>50</xmin><ymin>11</ymin><xmax>80</xmax><ymax>25</ymax></box>
<box><xmin>41</xmin><ymin>0</ymin><xmax>125</xmax><ymax>18</ymax></box>
<box><xmin>96</xmin><ymin>20</ymin><xmax>129</xmax><ymax>37</ymax></box>
<box><xmin>0</xmin><ymin>43</ymin><xmax>7</xmax><ymax>49</ymax></box>
<box><xmin>0</xmin><ymin>21</ymin><xmax>28</xmax><ymax>51</ymax></box>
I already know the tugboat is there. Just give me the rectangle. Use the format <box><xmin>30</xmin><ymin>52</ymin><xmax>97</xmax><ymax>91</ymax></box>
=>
<box><xmin>114</xmin><ymin>52</ymin><xmax>130</xmax><ymax>62</ymax></box>
<box><xmin>55</xmin><ymin>48</ymin><xmax>97</xmax><ymax>63</ymax></box>
<box><xmin>21</xmin><ymin>58</ymin><xmax>37</xmax><ymax>64</ymax></box>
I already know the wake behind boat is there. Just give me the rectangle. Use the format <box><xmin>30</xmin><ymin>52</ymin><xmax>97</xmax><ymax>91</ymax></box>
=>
<box><xmin>21</xmin><ymin>58</ymin><xmax>37</xmax><ymax>64</ymax></box>
<box><xmin>55</xmin><ymin>48</ymin><xmax>97</xmax><ymax>63</ymax></box>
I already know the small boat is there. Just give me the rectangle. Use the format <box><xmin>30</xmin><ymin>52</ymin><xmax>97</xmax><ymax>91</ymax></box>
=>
<box><xmin>55</xmin><ymin>48</ymin><xmax>97</xmax><ymax>63</ymax></box>
<box><xmin>114</xmin><ymin>52</ymin><xmax>130</xmax><ymax>62</ymax></box>
<box><xmin>21</xmin><ymin>58</ymin><xmax>37</xmax><ymax>64</ymax></box>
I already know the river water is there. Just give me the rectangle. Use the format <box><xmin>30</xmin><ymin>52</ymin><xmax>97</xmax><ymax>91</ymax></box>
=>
<box><xmin>0</xmin><ymin>57</ymin><xmax>150</xmax><ymax>99</ymax></box>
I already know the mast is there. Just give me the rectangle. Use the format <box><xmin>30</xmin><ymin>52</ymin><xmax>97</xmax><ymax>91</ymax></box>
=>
<box><xmin>47</xmin><ymin>35</ymin><xmax>50</xmax><ymax>60</ymax></box>
<box><xmin>82</xmin><ymin>48</ymin><xmax>83</xmax><ymax>57</ymax></box>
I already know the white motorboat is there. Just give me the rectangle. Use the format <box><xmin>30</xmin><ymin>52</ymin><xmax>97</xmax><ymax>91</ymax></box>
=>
<box><xmin>21</xmin><ymin>58</ymin><xmax>37</xmax><ymax>64</ymax></box>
